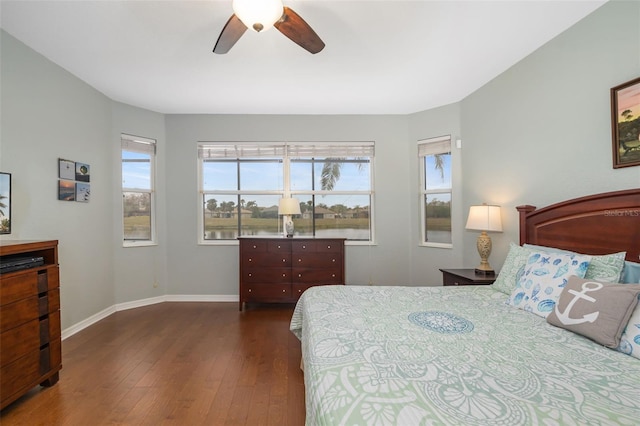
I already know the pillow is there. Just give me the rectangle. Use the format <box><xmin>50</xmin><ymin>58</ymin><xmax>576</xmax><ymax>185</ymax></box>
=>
<box><xmin>523</xmin><ymin>244</ymin><xmax>626</xmax><ymax>283</ymax></box>
<box><xmin>507</xmin><ymin>251</ymin><xmax>591</xmax><ymax>318</ymax></box>
<box><xmin>491</xmin><ymin>243</ymin><xmax>531</xmax><ymax>295</ymax></box>
<box><xmin>621</xmin><ymin>261</ymin><xmax>640</xmax><ymax>284</ymax></box>
<box><xmin>618</xmin><ymin>297</ymin><xmax>640</xmax><ymax>358</ymax></box>
<box><xmin>547</xmin><ymin>276</ymin><xmax>640</xmax><ymax>348</ymax></box>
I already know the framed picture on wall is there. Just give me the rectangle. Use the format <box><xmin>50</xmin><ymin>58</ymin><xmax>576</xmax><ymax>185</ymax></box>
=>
<box><xmin>75</xmin><ymin>162</ymin><xmax>90</xmax><ymax>182</ymax></box>
<box><xmin>59</xmin><ymin>158</ymin><xmax>75</xmax><ymax>180</ymax></box>
<box><xmin>58</xmin><ymin>179</ymin><xmax>75</xmax><ymax>201</ymax></box>
<box><xmin>0</xmin><ymin>172</ymin><xmax>11</xmax><ymax>234</ymax></box>
<box><xmin>75</xmin><ymin>182</ymin><xmax>90</xmax><ymax>202</ymax></box>
<box><xmin>611</xmin><ymin>76</ymin><xmax>640</xmax><ymax>168</ymax></box>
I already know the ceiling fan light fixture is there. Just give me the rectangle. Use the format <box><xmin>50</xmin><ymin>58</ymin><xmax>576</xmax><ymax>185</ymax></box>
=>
<box><xmin>233</xmin><ymin>0</ymin><xmax>284</xmax><ymax>33</ymax></box>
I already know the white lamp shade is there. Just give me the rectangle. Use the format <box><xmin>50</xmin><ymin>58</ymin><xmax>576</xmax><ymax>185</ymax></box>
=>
<box><xmin>465</xmin><ymin>205</ymin><xmax>502</xmax><ymax>232</ymax></box>
<box><xmin>278</xmin><ymin>197</ymin><xmax>301</xmax><ymax>215</ymax></box>
<box><xmin>233</xmin><ymin>0</ymin><xmax>283</xmax><ymax>32</ymax></box>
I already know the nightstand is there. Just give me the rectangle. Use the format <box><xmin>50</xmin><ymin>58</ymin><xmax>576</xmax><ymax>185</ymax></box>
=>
<box><xmin>439</xmin><ymin>268</ymin><xmax>497</xmax><ymax>286</ymax></box>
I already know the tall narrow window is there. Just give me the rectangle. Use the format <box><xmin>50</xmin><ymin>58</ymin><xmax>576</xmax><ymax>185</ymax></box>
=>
<box><xmin>122</xmin><ymin>134</ymin><xmax>156</xmax><ymax>245</ymax></box>
<box><xmin>419</xmin><ymin>136</ymin><xmax>452</xmax><ymax>247</ymax></box>
<box><xmin>197</xmin><ymin>142</ymin><xmax>374</xmax><ymax>243</ymax></box>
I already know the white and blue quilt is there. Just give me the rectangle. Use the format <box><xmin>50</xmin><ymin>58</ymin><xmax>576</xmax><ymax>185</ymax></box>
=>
<box><xmin>290</xmin><ymin>285</ymin><xmax>640</xmax><ymax>426</ymax></box>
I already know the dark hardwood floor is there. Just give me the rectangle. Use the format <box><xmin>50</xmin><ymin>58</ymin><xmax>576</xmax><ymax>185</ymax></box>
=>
<box><xmin>0</xmin><ymin>303</ymin><xmax>306</xmax><ymax>425</ymax></box>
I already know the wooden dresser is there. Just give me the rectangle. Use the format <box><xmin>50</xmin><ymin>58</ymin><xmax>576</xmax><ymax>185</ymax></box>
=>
<box><xmin>1</xmin><ymin>240</ymin><xmax>61</xmax><ymax>410</ymax></box>
<box><xmin>238</xmin><ymin>237</ymin><xmax>345</xmax><ymax>310</ymax></box>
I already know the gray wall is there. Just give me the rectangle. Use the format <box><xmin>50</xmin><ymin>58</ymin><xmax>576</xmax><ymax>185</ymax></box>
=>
<box><xmin>164</xmin><ymin>115</ymin><xmax>413</xmax><ymax>294</ymax></box>
<box><xmin>1</xmin><ymin>0</ymin><xmax>638</xmax><ymax>331</ymax></box>
<box><xmin>0</xmin><ymin>32</ymin><xmax>115</xmax><ymax>328</ymax></box>
<box><xmin>111</xmin><ymin>102</ymin><xmax>168</xmax><ymax>304</ymax></box>
<box><xmin>460</xmin><ymin>0</ymin><xmax>640</xmax><ymax>272</ymax></box>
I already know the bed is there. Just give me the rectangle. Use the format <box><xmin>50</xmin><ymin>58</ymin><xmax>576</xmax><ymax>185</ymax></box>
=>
<box><xmin>290</xmin><ymin>189</ymin><xmax>640</xmax><ymax>425</ymax></box>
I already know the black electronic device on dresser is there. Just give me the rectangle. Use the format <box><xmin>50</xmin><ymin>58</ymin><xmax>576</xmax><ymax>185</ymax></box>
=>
<box><xmin>238</xmin><ymin>237</ymin><xmax>345</xmax><ymax>311</ymax></box>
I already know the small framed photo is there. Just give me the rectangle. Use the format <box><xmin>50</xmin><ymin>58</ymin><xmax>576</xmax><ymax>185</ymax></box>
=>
<box><xmin>75</xmin><ymin>162</ymin><xmax>90</xmax><ymax>182</ymax></box>
<box><xmin>59</xmin><ymin>159</ymin><xmax>75</xmax><ymax>180</ymax></box>
<box><xmin>58</xmin><ymin>179</ymin><xmax>75</xmax><ymax>201</ymax></box>
<box><xmin>611</xmin><ymin>76</ymin><xmax>640</xmax><ymax>168</ymax></box>
<box><xmin>0</xmin><ymin>172</ymin><xmax>11</xmax><ymax>234</ymax></box>
<box><xmin>75</xmin><ymin>182</ymin><xmax>90</xmax><ymax>202</ymax></box>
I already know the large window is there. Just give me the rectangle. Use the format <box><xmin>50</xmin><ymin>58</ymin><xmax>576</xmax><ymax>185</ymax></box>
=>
<box><xmin>122</xmin><ymin>134</ymin><xmax>156</xmax><ymax>245</ymax></box>
<box><xmin>198</xmin><ymin>142</ymin><xmax>374</xmax><ymax>243</ymax></box>
<box><xmin>419</xmin><ymin>136</ymin><xmax>452</xmax><ymax>247</ymax></box>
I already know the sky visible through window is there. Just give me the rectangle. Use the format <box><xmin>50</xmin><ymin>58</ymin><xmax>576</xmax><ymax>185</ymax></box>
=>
<box><xmin>425</xmin><ymin>154</ymin><xmax>451</xmax><ymax>191</ymax></box>
<box><xmin>122</xmin><ymin>151</ymin><xmax>151</xmax><ymax>190</ymax></box>
<box><xmin>203</xmin><ymin>159</ymin><xmax>370</xmax><ymax>208</ymax></box>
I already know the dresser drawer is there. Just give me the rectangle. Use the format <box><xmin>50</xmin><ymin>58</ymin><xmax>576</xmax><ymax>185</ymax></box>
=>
<box><xmin>1</xmin><ymin>350</ymin><xmax>42</xmax><ymax>403</ymax></box>
<box><xmin>292</xmin><ymin>240</ymin><xmax>342</xmax><ymax>253</ymax></box>
<box><xmin>0</xmin><ymin>271</ymin><xmax>38</xmax><ymax>306</ymax></box>
<box><xmin>292</xmin><ymin>253</ymin><xmax>342</xmax><ymax>268</ymax></box>
<box><xmin>0</xmin><ymin>296</ymin><xmax>39</xmax><ymax>332</ymax></box>
<box><xmin>242</xmin><ymin>252</ymin><xmax>291</xmax><ymax>267</ymax></box>
<box><xmin>1</xmin><ymin>319</ymin><xmax>39</xmax><ymax>365</ymax></box>
<box><xmin>243</xmin><ymin>284</ymin><xmax>291</xmax><ymax>301</ymax></box>
<box><xmin>243</xmin><ymin>267</ymin><xmax>291</xmax><ymax>283</ymax></box>
<box><xmin>292</xmin><ymin>268</ymin><xmax>342</xmax><ymax>284</ymax></box>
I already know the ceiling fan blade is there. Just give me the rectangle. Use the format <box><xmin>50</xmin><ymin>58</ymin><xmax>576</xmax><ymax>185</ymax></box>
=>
<box><xmin>274</xmin><ymin>7</ymin><xmax>325</xmax><ymax>54</ymax></box>
<box><xmin>213</xmin><ymin>14</ymin><xmax>247</xmax><ymax>54</ymax></box>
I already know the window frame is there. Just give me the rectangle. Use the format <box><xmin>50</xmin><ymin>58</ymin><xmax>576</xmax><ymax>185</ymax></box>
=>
<box><xmin>418</xmin><ymin>135</ymin><xmax>452</xmax><ymax>249</ymax></box>
<box><xmin>197</xmin><ymin>142</ymin><xmax>375</xmax><ymax>245</ymax></box>
<box><xmin>121</xmin><ymin>134</ymin><xmax>157</xmax><ymax>247</ymax></box>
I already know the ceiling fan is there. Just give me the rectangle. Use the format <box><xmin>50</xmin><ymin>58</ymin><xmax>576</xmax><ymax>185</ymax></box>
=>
<box><xmin>213</xmin><ymin>0</ymin><xmax>325</xmax><ymax>54</ymax></box>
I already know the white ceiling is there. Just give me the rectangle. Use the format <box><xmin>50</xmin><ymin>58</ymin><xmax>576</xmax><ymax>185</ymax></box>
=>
<box><xmin>0</xmin><ymin>0</ymin><xmax>607</xmax><ymax>115</ymax></box>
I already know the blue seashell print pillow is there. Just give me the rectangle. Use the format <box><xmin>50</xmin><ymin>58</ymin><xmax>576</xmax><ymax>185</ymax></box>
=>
<box><xmin>617</xmin><ymin>294</ymin><xmax>640</xmax><ymax>359</ymax></box>
<box><xmin>506</xmin><ymin>251</ymin><xmax>592</xmax><ymax>318</ymax></box>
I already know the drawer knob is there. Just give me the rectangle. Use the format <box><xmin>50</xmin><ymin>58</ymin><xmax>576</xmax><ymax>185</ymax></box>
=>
<box><xmin>327</xmin><ymin>245</ymin><xmax>331</xmax><ymax>249</ymax></box>
<box><xmin>248</xmin><ymin>258</ymin><xmax>252</xmax><ymax>262</ymax></box>
<box><xmin>282</xmin><ymin>259</ymin><xmax>286</xmax><ymax>263</ymax></box>
<box><xmin>282</xmin><ymin>289</ymin><xmax>286</xmax><ymax>293</ymax></box>
<box><xmin>253</xmin><ymin>245</ymin><xmax>257</xmax><ymax>249</ymax></box>
<box><xmin>298</xmin><ymin>259</ymin><xmax>302</xmax><ymax>262</ymax></box>
<box><xmin>332</xmin><ymin>274</ymin><xmax>335</xmax><ymax>278</ymax></box>
<box><xmin>248</xmin><ymin>273</ymin><xmax>252</xmax><ymax>277</ymax></box>
<box><xmin>248</xmin><ymin>289</ymin><xmax>252</xmax><ymax>292</ymax></box>
<box><xmin>298</xmin><ymin>274</ymin><xmax>302</xmax><ymax>278</ymax></box>
<box><xmin>298</xmin><ymin>289</ymin><xmax>302</xmax><ymax>293</ymax></box>
<box><xmin>332</xmin><ymin>259</ymin><xmax>336</xmax><ymax>262</ymax></box>
<box><xmin>277</xmin><ymin>245</ymin><xmax>281</xmax><ymax>249</ymax></box>
<box><xmin>302</xmin><ymin>245</ymin><xmax>306</xmax><ymax>249</ymax></box>
<box><xmin>282</xmin><ymin>273</ymin><xmax>286</xmax><ymax>277</ymax></box>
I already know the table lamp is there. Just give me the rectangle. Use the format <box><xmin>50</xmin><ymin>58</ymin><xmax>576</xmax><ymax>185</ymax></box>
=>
<box><xmin>278</xmin><ymin>197</ymin><xmax>301</xmax><ymax>238</ymax></box>
<box><xmin>465</xmin><ymin>204</ymin><xmax>502</xmax><ymax>275</ymax></box>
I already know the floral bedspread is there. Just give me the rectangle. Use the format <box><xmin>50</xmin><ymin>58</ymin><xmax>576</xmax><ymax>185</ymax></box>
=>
<box><xmin>290</xmin><ymin>285</ymin><xmax>640</xmax><ymax>426</ymax></box>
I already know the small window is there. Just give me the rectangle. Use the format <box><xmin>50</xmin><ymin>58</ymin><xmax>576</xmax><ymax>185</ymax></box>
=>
<box><xmin>122</xmin><ymin>134</ymin><xmax>156</xmax><ymax>245</ymax></box>
<box><xmin>418</xmin><ymin>136</ymin><xmax>452</xmax><ymax>247</ymax></box>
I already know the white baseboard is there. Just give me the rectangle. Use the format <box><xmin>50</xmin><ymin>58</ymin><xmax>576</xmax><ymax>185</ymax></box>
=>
<box><xmin>61</xmin><ymin>294</ymin><xmax>239</xmax><ymax>340</ymax></box>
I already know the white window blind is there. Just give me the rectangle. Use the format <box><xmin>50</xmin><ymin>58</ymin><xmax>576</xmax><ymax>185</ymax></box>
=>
<box><xmin>287</xmin><ymin>142</ymin><xmax>374</xmax><ymax>158</ymax></box>
<box><xmin>121</xmin><ymin>134</ymin><xmax>156</xmax><ymax>154</ymax></box>
<box><xmin>198</xmin><ymin>142</ymin><xmax>374</xmax><ymax>159</ymax></box>
<box><xmin>198</xmin><ymin>143</ymin><xmax>285</xmax><ymax>159</ymax></box>
<box><xmin>418</xmin><ymin>136</ymin><xmax>451</xmax><ymax>157</ymax></box>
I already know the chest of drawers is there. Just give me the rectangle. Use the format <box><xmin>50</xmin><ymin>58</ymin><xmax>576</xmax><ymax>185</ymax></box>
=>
<box><xmin>1</xmin><ymin>240</ymin><xmax>61</xmax><ymax>410</ymax></box>
<box><xmin>238</xmin><ymin>237</ymin><xmax>345</xmax><ymax>310</ymax></box>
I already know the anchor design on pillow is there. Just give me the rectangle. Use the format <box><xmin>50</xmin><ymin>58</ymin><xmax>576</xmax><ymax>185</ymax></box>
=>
<box><xmin>555</xmin><ymin>281</ymin><xmax>602</xmax><ymax>325</ymax></box>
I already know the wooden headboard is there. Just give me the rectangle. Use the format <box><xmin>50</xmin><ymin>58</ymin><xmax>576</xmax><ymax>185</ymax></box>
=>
<box><xmin>517</xmin><ymin>189</ymin><xmax>640</xmax><ymax>263</ymax></box>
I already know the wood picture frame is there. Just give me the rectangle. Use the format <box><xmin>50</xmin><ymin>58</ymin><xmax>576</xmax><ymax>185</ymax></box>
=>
<box><xmin>611</xmin><ymin>76</ymin><xmax>640</xmax><ymax>168</ymax></box>
<box><xmin>0</xmin><ymin>172</ymin><xmax>11</xmax><ymax>234</ymax></box>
